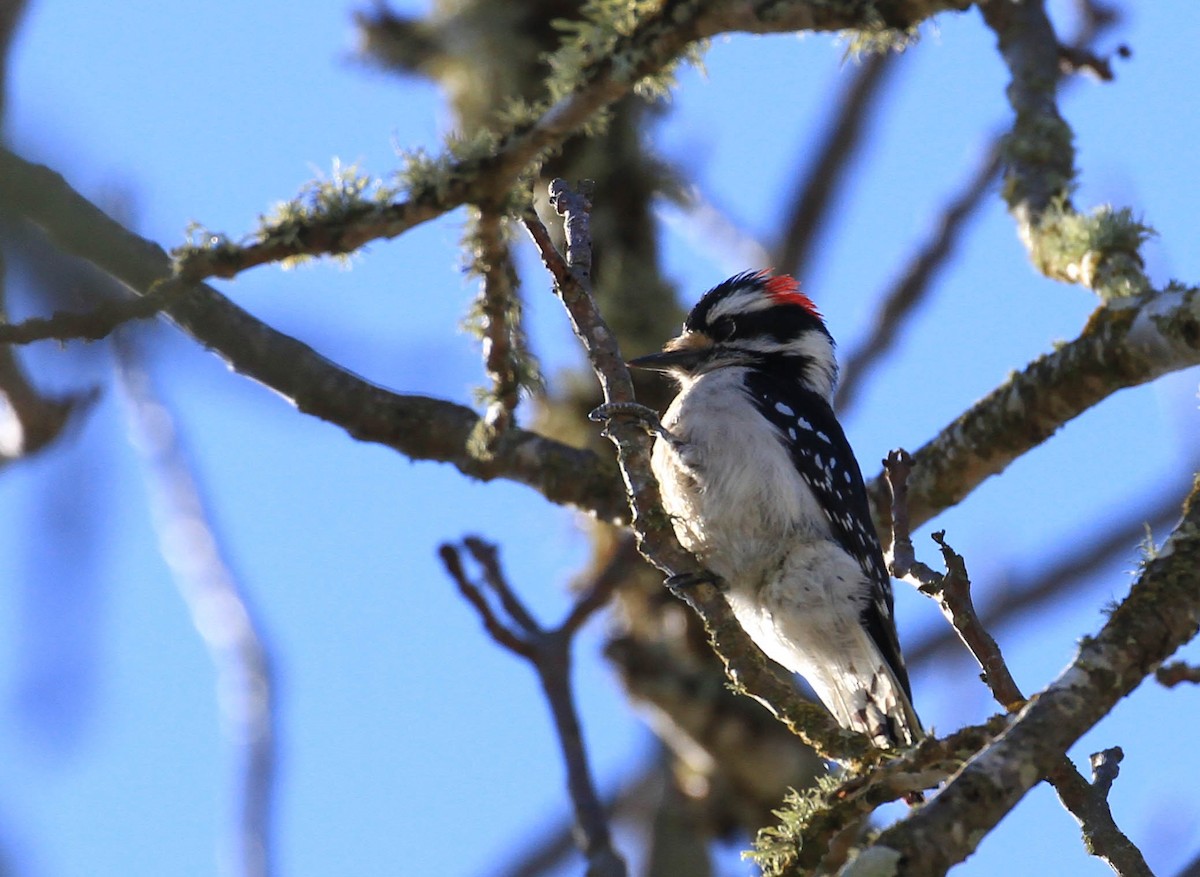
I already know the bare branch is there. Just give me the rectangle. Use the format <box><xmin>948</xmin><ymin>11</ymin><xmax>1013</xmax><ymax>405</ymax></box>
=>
<box><xmin>1156</xmin><ymin>661</ymin><xmax>1200</xmax><ymax>688</ymax></box>
<box><xmin>438</xmin><ymin>544</ymin><xmax>536</xmax><ymax>658</ymax></box>
<box><xmin>884</xmin><ymin>449</ymin><xmax>1153</xmax><ymax>877</ymax></box>
<box><xmin>849</xmin><ymin>473</ymin><xmax>1200</xmax><ymax>876</ymax></box>
<box><xmin>437</xmin><ymin>537</ymin><xmax>628</xmax><ymax>877</ymax></box>
<box><xmin>1089</xmin><ymin>747</ymin><xmax>1124</xmax><ymax>798</ymax></box>
<box><xmin>562</xmin><ymin>536</ymin><xmax>639</xmax><ymax>636</ymax></box>
<box><xmin>115</xmin><ymin>342</ymin><xmax>278</xmax><ymax>877</ymax></box>
<box><xmin>866</xmin><ymin>284</ymin><xmax>1200</xmax><ymax>547</ymax></box>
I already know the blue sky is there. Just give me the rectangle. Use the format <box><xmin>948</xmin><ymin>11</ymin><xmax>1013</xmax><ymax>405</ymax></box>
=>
<box><xmin>2</xmin><ymin>2</ymin><xmax>1199</xmax><ymax>876</ymax></box>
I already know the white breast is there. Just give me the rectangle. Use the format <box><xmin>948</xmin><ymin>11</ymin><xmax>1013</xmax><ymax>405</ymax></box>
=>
<box><xmin>651</xmin><ymin>368</ymin><xmax>828</xmax><ymax>584</ymax></box>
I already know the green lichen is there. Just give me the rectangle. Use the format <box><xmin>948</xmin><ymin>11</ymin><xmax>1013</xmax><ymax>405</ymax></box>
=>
<box><xmin>174</xmin><ymin>221</ymin><xmax>244</xmax><ymax>268</ymax></box>
<box><xmin>546</xmin><ymin>0</ymin><xmax>704</xmax><ymax>106</ymax></box>
<box><xmin>257</xmin><ymin>160</ymin><xmax>398</xmax><ymax>268</ymax></box>
<box><xmin>1030</xmin><ymin>200</ymin><xmax>1155</xmax><ymax>300</ymax></box>
<box><xmin>748</xmin><ymin>774</ymin><xmax>853</xmax><ymax>876</ymax></box>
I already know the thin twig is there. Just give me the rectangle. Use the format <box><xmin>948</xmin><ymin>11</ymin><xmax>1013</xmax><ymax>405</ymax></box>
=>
<box><xmin>0</xmin><ymin>282</ymin><xmax>180</xmax><ymax>344</ymax></box>
<box><xmin>115</xmin><ymin>341</ymin><xmax>278</xmax><ymax>877</ymax></box>
<box><xmin>1156</xmin><ymin>661</ymin><xmax>1200</xmax><ymax>688</ymax></box>
<box><xmin>438</xmin><ymin>544</ymin><xmax>535</xmax><ymax>658</ymax></box>
<box><xmin>883</xmin><ymin>448</ymin><xmax>1153</xmax><ymax>877</ymax></box>
<box><xmin>438</xmin><ymin>536</ymin><xmax>629</xmax><ymax>877</ymax></box>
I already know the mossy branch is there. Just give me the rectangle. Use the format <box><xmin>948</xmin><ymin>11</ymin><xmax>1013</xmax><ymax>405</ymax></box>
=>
<box><xmin>169</xmin><ymin>0</ymin><xmax>972</xmax><ymax>283</ymax></box>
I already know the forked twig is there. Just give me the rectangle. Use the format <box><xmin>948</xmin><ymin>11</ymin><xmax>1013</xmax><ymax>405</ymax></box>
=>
<box><xmin>884</xmin><ymin>448</ymin><xmax>1152</xmax><ymax>877</ymax></box>
<box><xmin>437</xmin><ymin>535</ymin><xmax>636</xmax><ymax>877</ymax></box>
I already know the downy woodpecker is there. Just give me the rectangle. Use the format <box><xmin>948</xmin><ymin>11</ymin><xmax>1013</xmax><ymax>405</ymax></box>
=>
<box><xmin>627</xmin><ymin>270</ymin><xmax>921</xmax><ymax>747</ymax></box>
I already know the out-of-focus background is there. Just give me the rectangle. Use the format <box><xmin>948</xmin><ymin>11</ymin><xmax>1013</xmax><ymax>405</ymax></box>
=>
<box><xmin>1</xmin><ymin>1</ymin><xmax>1198</xmax><ymax>875</ymax></box>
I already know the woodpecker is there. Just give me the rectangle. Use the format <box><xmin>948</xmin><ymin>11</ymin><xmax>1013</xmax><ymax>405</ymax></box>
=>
<box><xmin>622</xmin><ymin>270</ymin><xmax>921</xmax><ymax>747</ymax></box>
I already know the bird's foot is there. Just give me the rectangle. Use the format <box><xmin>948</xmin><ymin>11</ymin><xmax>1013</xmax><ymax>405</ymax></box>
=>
<box><xmin>589</xmin><ymin>402</ymin><xmax>672</xmax><ymax>442</ymax></box>
<box><xmin>664</xmin><ymin>570</ymin><xmax>724</xmax><ymax>596</ymax></box>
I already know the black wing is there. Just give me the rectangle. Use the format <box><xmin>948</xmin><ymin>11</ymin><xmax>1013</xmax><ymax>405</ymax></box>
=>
<box><xmin>743</xmin><ymin>371</ymin><xmax>913</xmax><ymax>699</ymax></box>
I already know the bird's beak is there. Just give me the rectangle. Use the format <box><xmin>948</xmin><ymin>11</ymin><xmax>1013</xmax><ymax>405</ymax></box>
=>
<box><xmin>628</xmin><ymin>332</ymin><xmax>712</xmax><ymax>372</ymax></box>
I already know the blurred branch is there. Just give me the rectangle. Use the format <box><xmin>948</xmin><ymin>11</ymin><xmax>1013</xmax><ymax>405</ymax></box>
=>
<box><xmin>982</xmin><ymin>0</ymin><xmax>1075</xmax><ymax>227</ymax></box>
<box><xmin>845</xmin><ymin>472</ymin><xmax>1200</xmax><ymax>877</ymax></box>
<box><xmin>1175</xmin><ymin>849</ymin><xmax>1200</xmax><ymax>877</ymax></box>
<box><xmin>0</xmin><ymin>0</ymin><xmax>96</xmax><ymax>464</ymax></box>
<box><xmin>0</xmin><ymin>282</ymin><xmax>180</xmax><ymax>344</ymax></box>
<box><xmin>983</xmin><ymin>0</ymin><xmax>1147</xmax><ymax>298</ymax></box>
<box><xmin>0</xmin><ymin>245</ymin><xmax>98</xmax><ymax>465</ymax></box>
<box><xmin>467</xmin><ymin>208</ymin><xmax>533</xmax><ymax>450</ymax></box>
<box><xmin>773</xmin><ymin>51</ymin><xmax>899</xmax><ymax>280</ymax></box>
<box><xmin>1156</xmin><ymin>661</ymin><xmax>1200</xmax><ymax>688</ymax></box>
<box><xmin>115</xmin><ymin>341</ymin><xmax>278</xmax><ymax>877</ymax></box>
<box><xmin>884</xmin><ymin>449</ymin><xmax>1152</xmax><ymax>877</ymax></box>
<box><xmin>0</xmin><ymin>147</ymin><xmax>628</xmax><ymax>519</ymax></box>
<box><xmin>907</xmin><ymin>481</ymin><xmax>1188</xmax><ymax>667</ymax></box>
<box><xmin>489</xmin><ymin>760</ymin><xmax>666</xmax><ymax>877</ymax></box>
<box><xmin>835</xmin><ymin>142</ymin><xmax>1001</xmax><ymax>413</ymax></box>
<box><xmin>437</xmin><ymin>535</ymin><xmax>635</xmax><ymax>877</ymax></box>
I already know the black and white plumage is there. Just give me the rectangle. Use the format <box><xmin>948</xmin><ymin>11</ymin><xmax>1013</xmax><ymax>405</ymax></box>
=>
<box><xmin>629</xmin><ymin>270</ymin><xmax>921</xmax><ymax>747</ymax></box>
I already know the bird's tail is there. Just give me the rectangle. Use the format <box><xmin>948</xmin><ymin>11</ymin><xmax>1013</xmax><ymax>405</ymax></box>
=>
<box><xmin>816</xmin><ymin>643</ymin><xmax>923</xmax><ymax>749</ymax></box>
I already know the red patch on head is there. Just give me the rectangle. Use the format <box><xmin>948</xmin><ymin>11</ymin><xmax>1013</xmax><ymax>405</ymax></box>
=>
<box><xmin>756</xmin><ymin>270</ymin><xmax>821</xmax><ymax>318</ymax></box>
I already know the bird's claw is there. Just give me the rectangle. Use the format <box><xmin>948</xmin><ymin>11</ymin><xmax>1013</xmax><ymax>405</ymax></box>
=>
<box><xmin>664</xmin><ymin>571</ymin><xmax>723</xmax><ymax>596</ymax></box>
<box><xmin>588</xmin><ymin>402</ymin><xmax>669</xmax><ymax>440</ymax></box>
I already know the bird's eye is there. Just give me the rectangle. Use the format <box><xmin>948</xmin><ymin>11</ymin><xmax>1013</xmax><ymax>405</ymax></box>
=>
<box><xmin>710</xmin><ymin>317</ymin><xmax>736</xmax><ymax>341</ymax></box>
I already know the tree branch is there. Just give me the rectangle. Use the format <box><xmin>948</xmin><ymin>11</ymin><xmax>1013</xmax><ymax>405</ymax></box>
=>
<box><xmin>115</xmin><ymin>342</ymin><xmax>278</xmax><ymax>877</ymax></box>
<box><xmin>884</xmin><ymin>450</ymin><xmax>1152</xmax><ymax>877</ymax></box>
<box><xmin>846</xmin><ymin>472</ymin><xmax>1200</xmax><ymax>876</ymax></box>
<box><xmin>438</xmin><ymin>536</ymin><xmax>631</xmax><ymax>877</ymax></box>
<box><xmin>168</xmin><ymin>0</ymin><xmax>971</xmax><ymax>283</ymax></box>
<box><xmin>865</xmin><ymin>283</ymin><xmax>1200</xmax><ymax>546</ymax></box>
<box><xmin>0</xmin><ymin>147</ymin><xmax>628</xmax><ymax>519</ymax></box>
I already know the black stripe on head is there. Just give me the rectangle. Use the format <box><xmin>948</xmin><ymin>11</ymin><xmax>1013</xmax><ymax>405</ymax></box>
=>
<box><xmin>685</xmin><ymin>271</ymin><xmax>830</xmax><ymax>350</ymax></box>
